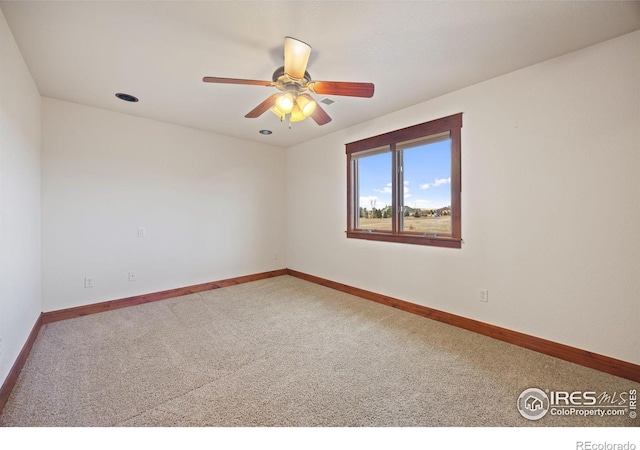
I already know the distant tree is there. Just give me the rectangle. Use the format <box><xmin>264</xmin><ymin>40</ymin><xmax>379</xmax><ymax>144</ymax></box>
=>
<box><xmin>359</xmin><ymin>207</ymin><xmax>368</xmax><ymax>218</ymax></box>
<box><xmin>404</xmin><ymin>209</ymin><xmax>410</xmax><ymax>217</ymax></box>
<box><xmin>413</xmin><ymin>210</ymin><xmax>421</xmax><ymax>218</ymax></box>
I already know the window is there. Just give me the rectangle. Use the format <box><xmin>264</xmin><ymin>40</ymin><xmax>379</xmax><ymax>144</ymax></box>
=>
<box><xmin>346</xmin><ymin>113</ymin><xmax>462</xmax><ymax>248</ymax></box>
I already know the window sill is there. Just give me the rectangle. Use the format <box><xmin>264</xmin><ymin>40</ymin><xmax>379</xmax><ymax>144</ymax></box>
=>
<box><xmin>346</xmin><ymin>230</ymin><xmax>462</xmax><ymax>249</ymax></box>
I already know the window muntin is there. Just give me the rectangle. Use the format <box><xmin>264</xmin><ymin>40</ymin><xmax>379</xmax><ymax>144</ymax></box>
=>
<box><xmin>346</xmin><ymin>113</ymin><xmax>462</xmax><ymax>248</ymax></box>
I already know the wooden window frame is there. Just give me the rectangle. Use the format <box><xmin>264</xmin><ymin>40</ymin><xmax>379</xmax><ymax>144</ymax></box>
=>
<box><xmin>346</xmin><ymin>113</ymin><xmax>462</xmax><ymax>249</ymax></box>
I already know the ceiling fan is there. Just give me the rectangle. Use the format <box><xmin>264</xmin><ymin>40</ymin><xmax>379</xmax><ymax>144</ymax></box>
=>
<box><xmin>203</xmin><ymin>37</ymin><xmax>374</xmax><ymax>127</ymax></box>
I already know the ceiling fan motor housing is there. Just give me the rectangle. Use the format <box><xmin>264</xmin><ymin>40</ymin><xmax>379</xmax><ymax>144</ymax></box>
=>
<box><xmin>272</xmin><ymin>66</ymin><xmax>312</xmax><ymax>87</ymax></box>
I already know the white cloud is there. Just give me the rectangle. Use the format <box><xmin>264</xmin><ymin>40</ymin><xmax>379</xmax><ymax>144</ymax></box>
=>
<box><xmin>359</xmin><ymin>196</ymin><xmax>381</xmax><ymax>208</ymax></box>
<box><xmin>419</xmin><ymin>177</ymin><xmax>450</xmax><ymax>189</ymax></box>
<box><xmin>433</xmin><ymin>177</ymin><xmax>451</xmax><ymax>187</ymax></box>
<box><xmin>373</xmin><ymin>182</ymin><xmax>393</xmax><ymax>194</ymax></box>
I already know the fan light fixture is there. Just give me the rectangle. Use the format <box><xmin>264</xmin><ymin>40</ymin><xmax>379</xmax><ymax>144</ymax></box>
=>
<box><xmin>203</xmin><ymin>36</ymin><xmax>374</xmax><ymax>128</ymax></box>
<box><xmin>296</xmin><ymin>94</ymin><xmax>317</xmax><ymax>117</ymax></box>
<box><xmin>271</xmin><ymin>93</ymin><xmax>317</xmax><ymax>126</ymax></box>
<box><xmin>275</xmin><ymin>92</ymin><xmax>295</xmax><ymax>114</ymax></box>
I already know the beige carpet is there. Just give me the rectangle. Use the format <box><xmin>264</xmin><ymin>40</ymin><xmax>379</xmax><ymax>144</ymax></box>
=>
<box><xmin>1</xmin><ymin>275</ymin><xmax>638</xmax><ymax>427</ymax></box>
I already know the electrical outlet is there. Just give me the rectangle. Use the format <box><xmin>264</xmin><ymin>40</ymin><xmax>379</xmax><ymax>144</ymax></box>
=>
<box><xmin>137</xmin><ymin>227</ymin><xmax>146</xmax><ymax>238</ymax></box>
<box><xmin>479</xmin><ymin>289</ymin><xmax>489</xmax><ymax>302</ymax></box>
<box><xmin>273</xmin><ymin>252</ymin><xmax>279</xmax><ymax>261</ymax></box>
<box><xmin>128</xmin><ymin>271</ymin><xmax>136</xmax><ymax>282</ymax></box>
<box><xmin>84</xmin><ymin>277</ymin><xmax>94</xmax><ymax>288</ymax></box>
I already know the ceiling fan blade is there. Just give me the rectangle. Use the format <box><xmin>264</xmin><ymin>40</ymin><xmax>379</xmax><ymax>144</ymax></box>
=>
<box><xmin>203</xmin><ymin>77</ymin><xmax>272</xmax><ymax>87</ymax></box>
<box><xmin>245</xmin><ymin>93</ymin><xmax>280</xmax><ymax>118</ymax></box>
<box><xmin>308</xmin><ymin>81</ymin><xmax>375</xmax><ymax>98</ymax></box>
<box><xmin>284</xmin><ymin>36</ymin><xmax>311</xmax><ymax>80</ymax></box>
<box><xmin>310</xmin><ymin>102</ymin><xmax>332</xmax><ymax>126</ymax></box>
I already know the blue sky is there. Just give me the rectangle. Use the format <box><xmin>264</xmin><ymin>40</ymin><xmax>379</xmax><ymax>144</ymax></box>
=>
<box><xmin>358</xmin><ymin>140</ymin><xmax>451</xmax><ymax>210</ymax></box>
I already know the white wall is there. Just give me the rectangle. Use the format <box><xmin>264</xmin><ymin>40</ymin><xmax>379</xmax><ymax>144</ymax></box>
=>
<box><xmin>286</xmin><ymin>31</ymin><xmax>640</xmax><ymax>365</ymax></box>
<box><xmin>42</xmin><ymin>98</ymin><xmax>286</xmax><ymax>312</ymax></box>
<box><xmin>0</xmin><ymin>9</ymin><xmax>42</xmax><ymax>384</ymax></box>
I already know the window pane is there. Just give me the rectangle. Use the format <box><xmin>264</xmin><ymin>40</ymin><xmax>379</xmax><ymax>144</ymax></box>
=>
<box><xmin>356</xmin><ymin>149</ymin><xmax>392</xmax><ymax>231</ymax></box>
<box><xmin>401</xmin><ymin>137</ymin><xmax>452</xmax><ymax>235</ymax></box>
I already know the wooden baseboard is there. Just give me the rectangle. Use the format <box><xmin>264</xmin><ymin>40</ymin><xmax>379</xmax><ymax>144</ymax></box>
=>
<box><xmin>0</xmin><ymin>313</ymin><xmax>43</xmax><ymax>414</ymax></box>
<box><xmin>286</xmin><ymin>269</ymin><xmax>640</xmax><ymax>383</ymax></box>
<box><xmin>42</xmin><ymin>269</ymin><xmax>288</xmax><ymax>324</ymax></box>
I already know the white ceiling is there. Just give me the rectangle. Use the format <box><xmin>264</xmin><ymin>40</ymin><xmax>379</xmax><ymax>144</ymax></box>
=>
<box><xmin>2</xmin><ymin>1</ymin><xmax>639</xmax><ymax>148</ymax></box>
